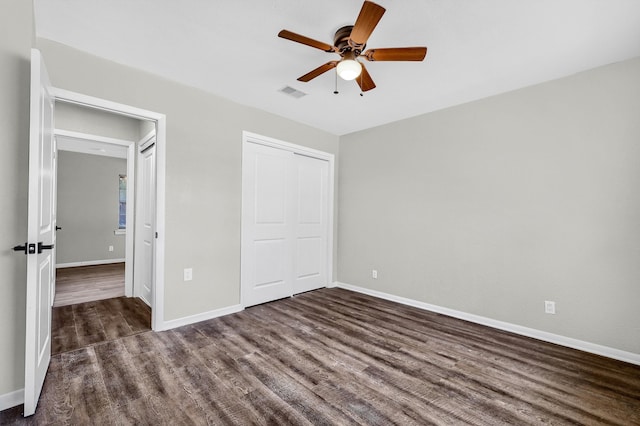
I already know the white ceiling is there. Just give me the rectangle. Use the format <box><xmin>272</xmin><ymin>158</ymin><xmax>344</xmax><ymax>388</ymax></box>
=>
<box><xmin>34</xmin><ymin>0</ymin><xmax>640</xmax><ymax>136</ymax></box>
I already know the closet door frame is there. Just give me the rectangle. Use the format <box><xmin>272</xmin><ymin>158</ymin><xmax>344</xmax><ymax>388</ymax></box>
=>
<box><xmin>240</xmin><ymin>131</ymin><xmax>335</xmax><ymax>307</ymax></box>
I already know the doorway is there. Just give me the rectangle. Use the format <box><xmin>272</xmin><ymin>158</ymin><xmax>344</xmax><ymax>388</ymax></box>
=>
<box><xmin>54</xmin><ymin>128</ymin><xmax>132</xmax><ymax>289</ymax></box>
<box><xmin>50</xmin><ymin>113</ymin><xmax>156</xmax><ymax>354</ymax></box>
<box><xmin>51</xmin><ymin>88</ymin><xmax>166</xmax><ymax>331</ymax></box>
<box><xmin>54</xmin><ymin>132</ymin><xmax>130</xmax><ymax>306</ymax></box>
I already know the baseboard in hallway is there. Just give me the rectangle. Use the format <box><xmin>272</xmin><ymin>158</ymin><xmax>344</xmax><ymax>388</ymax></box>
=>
<box><xmin>0</xmin><ymin>389</ymin><xmax>23</xmax><ymax>412</ymax></box>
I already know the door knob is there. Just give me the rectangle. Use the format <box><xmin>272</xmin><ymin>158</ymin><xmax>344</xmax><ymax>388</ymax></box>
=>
<box><xmin>12</xmin><ymin>243</ymin><xmax>27</xmax><ymax>254</ymax></box>
<box><xmin>13</xmin><ymin>243</ymin><xmax>36</xmax><ymax>255</ymax></box>
<box><xmin>37</xmin><ymin>242</ymin><xmax>54</xmax><ymax>254</ymax></box>
<box><xmin>55</xmin><ymin>226</ymin><xmax>62</xmax><ymax>231</ymax></box>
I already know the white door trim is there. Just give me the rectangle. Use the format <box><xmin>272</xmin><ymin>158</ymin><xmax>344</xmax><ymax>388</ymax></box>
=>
<box><xmin>241</xmin><ymin>131</ymin><xmax>335</xmax><ymax>306</ymax></box>
<box><xmin>51</xmin><ymin>88</ymin><xmax>166</xmax><ymax>331</ymax></box>
<box><xmin>55</xmin><ymin>128</ymin><xmax>133</xmax><ymax>149</ymax></box>
<box><xmin>243</xmin><ymin>131</ymin><xmax>335</xmax><ymax>163</ymax></box>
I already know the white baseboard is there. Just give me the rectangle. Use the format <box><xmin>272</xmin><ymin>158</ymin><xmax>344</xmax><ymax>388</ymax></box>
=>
<box><xmin>56</xmin><ymin>258</ymin><xmax>125</xmax><ymax>268</ymax></box>
<box><xmin>0</xmin><ymin>388</ymin><xmax>23</xmax><ymax>411</ymax></box>
<box><xmin>334</xmin><ymin>282</ymin><xmax>640</xmax><ymax>366</ymax></box>
<box><xmin>159</xmin><ymin>304</ymin><xmax>244</xmax><ymax>331</ymax></box>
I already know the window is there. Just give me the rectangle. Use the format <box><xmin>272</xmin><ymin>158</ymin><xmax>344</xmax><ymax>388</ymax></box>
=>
<box><xmin>119</xmin><ymin>174</ymin><xmax>127</xmax><ymax>229</ymax></box>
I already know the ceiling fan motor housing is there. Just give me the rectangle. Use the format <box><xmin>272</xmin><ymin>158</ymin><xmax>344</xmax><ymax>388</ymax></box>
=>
<box><xmin>334</xmin><ymin>25</ymin><xmax>365</xmax><ymax>55</ymax></box>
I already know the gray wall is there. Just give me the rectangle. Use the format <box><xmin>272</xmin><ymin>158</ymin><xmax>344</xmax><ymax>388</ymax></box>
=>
<box><xmin>36</xmin><ymin>38</ymin><xmax>340</xmax><ymax>322</ymax></box>
<box><xmin>338</xmin><ymin>57</ymin><xmax>640</xmax><ymax>355</ymax></box>
<box><xmin>56</xmin><ymin>151</ymin><xmax>127</xmax><ymax>265</ymax></box>
<box><xmin>56</xmin><ymin>101</ymin><xmax>141</xmax><ymax>141</ymax></box>
<box><xmin>0</xmin><ymin>0</ymin><xmax>32</xmax><ymax>397</ymax></box>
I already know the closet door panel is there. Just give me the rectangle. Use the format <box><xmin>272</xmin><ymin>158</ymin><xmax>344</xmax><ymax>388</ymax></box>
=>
<box><xmin>293</xmin><ymin>154</ymin><xmax>329</xmax><ymax>294</ymax></box>
<box><xmin>242</xmin><ymin>143</ymin><xmax>294</xmax><ymax>307</ymax></box>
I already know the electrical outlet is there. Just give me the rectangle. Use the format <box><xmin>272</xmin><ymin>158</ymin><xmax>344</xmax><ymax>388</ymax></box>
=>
<box><xmin>108</xmin><ymin>245</ymin><xmax>114</xmax><ymax>252</ymax></box>
<box><xmin>372</xmin><ymin>269</ymin><xmax>378</xmax><ymax>279</ymax></box>
<box><xmin>184</xmin><ymin>268</ymin><xmax>193</xmax><ymax>281</ymax></box>
<box><xmin>544</xmin><ymin>301</ymin><xmax>556</xmax><ymax>314</ymax></box>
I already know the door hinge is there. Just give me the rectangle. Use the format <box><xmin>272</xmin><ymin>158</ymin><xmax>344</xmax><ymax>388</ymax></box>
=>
<box><xmin>155</xmin><ymin>232</ymin><xmax>158</xmax><ymax>239</ymax></box>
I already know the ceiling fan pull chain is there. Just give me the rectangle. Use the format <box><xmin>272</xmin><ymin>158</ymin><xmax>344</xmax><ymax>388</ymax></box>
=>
<box><xmin>334</xmin><ymin>69</ymin><xmax>339</xmax><ymax>94</ymax></box>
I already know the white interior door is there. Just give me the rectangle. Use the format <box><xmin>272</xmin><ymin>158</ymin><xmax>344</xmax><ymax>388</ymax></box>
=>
<box><xmin>24</xmin><ymin>49</ymin><xmax>55</xmax><ymax>417</ymax></box>
<box><xmin>135</xmin><ymin>141</ymin><xmax>155</xmax><ymax>306</ymax></box>
<box><xmin>293</xmin><ymin>154</ymin><xmax>329</xmax><ymax>294</ymax></box>
<box><xmin>241</xmin><ymin>142</ymin><xmax>294</xmax><ymax>307</ymax></box>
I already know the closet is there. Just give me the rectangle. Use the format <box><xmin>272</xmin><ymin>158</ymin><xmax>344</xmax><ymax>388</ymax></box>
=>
<box><xmin>241</xmin><ymin>133</ymin><xmax>333</xmax><ymax>307</ymax></box>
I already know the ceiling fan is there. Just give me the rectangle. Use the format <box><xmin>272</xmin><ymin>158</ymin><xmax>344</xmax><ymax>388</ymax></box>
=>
<box><xmin>278</xmin><ymin>0</ymin><xmax>427</xmax><ymax>93</ymax></box>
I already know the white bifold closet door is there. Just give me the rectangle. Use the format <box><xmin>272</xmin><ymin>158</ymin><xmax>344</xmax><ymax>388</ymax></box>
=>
<box><xmin>242</xmin><ymin>141</ymin><xmax>329</xmax><ymax>307</ymax></box>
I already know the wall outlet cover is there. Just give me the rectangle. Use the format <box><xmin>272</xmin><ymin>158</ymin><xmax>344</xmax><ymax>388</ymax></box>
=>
<box><xmin>184</xmin><ymin>268</ymin><xmax>193</xmax><ymax>281</ymax></box>
<box><xmin>544</xmin><ymin>300</ymin><xmax>556</xmax><ymax>314</ymax></box>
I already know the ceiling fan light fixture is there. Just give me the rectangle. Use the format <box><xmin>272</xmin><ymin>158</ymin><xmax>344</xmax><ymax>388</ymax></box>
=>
<box><xmin>336</xmin><ymin>52</ymin><xmax>362</xmax><ymax>80</ymax></box>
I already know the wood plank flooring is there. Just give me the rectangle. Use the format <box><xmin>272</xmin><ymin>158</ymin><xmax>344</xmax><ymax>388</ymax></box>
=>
<box><xmin>54</xmin><ymin>263</ymin><xmax>125</xmax><ymax>307</ymax></box>
<box><xmin>1</xmin><ymin>288</ymin><xmax>639</xmax><ymax>425</ymax></box>
<box><xmin>52</xmin><ymin>296</ymin><xmax>151</xmax><ymax>355</ymax></box>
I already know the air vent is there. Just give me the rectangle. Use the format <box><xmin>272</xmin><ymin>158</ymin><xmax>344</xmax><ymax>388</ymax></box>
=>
<box><xmin>279</xmin><ymin>86</ymin><xmax>307</xmax><ymax>99</ymax></box>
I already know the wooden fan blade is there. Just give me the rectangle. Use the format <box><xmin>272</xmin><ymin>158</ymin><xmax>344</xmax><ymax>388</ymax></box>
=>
<box><xmin>298</xmin><ymin>61</ymin><xmax>338</xmax><ymax>82</ymax></box>
<box><xmin>356</xmin><ymin>63</ymin><xmax>376</xmax><ymax>92</ymax></box>
<box><xmin>278</xmin><ymin>30</ymin><xmax>336</xmax><ymax>52</ymax></box>
<box><xmin>364</xmin><ymin>47</ymin><xmax>427</xmax><ymax>62</ymax></box>
<box><xmin>349</xmin><ymin>1</ymin><xmax>386</xmax><ymax>47</ymax></box>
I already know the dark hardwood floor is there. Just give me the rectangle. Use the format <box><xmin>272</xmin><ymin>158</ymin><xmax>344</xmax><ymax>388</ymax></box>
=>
<box><xmin>54</xmin><ymin>263</ymin><xmax>126</xmax><ymax>307</ymax></box>
<box><xmin>52</xmin><ymin>296</ymin><xmax>151</xmax><ymax>355</ymax></box>
<box><xmin>1</xmin><ymin>288</ymin><xmax>639</xmax><ymax>425</ymax></box>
